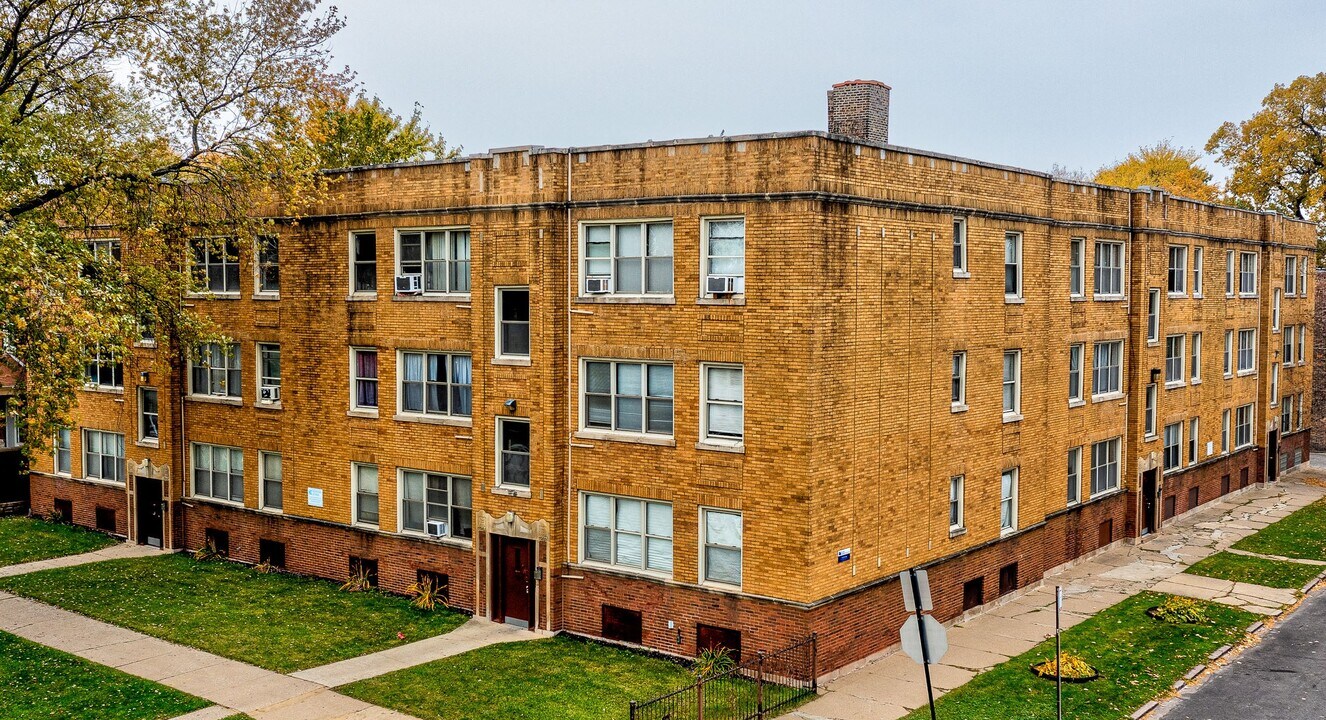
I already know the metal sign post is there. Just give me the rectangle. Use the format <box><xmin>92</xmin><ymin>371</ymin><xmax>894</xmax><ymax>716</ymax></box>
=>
<box><xmin>1056</xmin><ymin>585</ymin><xmax>1063</xmax><ymax>720</ymax></box>
<box><xmin>899</xmin><ymin>568</ymin><xmax>942</xmax><ymax>720</ymax></box>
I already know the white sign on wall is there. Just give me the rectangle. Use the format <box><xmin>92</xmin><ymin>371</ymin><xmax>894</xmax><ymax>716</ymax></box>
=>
<box><xmin>307</xmin><ymin>488</ymin><xmax>324</xmax><ymax>507</ymax></box>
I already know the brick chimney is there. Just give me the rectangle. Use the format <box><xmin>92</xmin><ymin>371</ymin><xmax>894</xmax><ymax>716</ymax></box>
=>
<box><xmin>827</xmin><ymin>80</ymin><xmax>890</xmax><ymax>145</ymax></box>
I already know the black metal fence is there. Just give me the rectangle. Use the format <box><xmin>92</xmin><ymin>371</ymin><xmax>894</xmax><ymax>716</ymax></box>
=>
<box><xmin>629</xmin><ymin>634</ymin><xmax>818</xmax><ymax>720</ymax></box>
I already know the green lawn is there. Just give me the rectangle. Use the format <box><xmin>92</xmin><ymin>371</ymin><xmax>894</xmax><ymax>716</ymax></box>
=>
<box><xmin>902</xmin><ymin>593</ymin><xmax>1257</xmax><ymax>720</ymax></box>
<box><xmin>0</xmin><ymin>516</ymin><xmax>117</xmax><ymax>566</ymax></box>
<box><xmin>0</xmin><ymin>553</ymin><xmax>470</xmax><ymax>673</ymax></box>
<box><xmin>343</xmin><ymin>636</ymin><xmax>791</xmax><ymax>720</ymax></box>
<box><xmin>1185</xmin><ymin>551</ymin><xmax>1323</xmax><ymax>589</ymax></box>
<box><xmin>0</xmin><ymin>630</ymin><xmax>208</xmax><ymax>720</ymax></box>
<box><xmin>1231</xmin><ymin>498</ymin><xmax>1326</xmax><ymax>561</ymax></box>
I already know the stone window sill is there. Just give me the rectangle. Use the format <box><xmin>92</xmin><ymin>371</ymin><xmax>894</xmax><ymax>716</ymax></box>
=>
<box><xmin>575</xmin><ymin>430</ymin><xmax>675</xmax><ymax>447</ymax></box>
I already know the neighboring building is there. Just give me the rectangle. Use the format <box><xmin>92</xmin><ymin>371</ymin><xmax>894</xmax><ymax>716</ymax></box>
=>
<box><xmin>1315</xmin><ymin>268</ymin><xmax>1326</xmax><ymax>451</ymax></box>
<box><xmin>30</xmin><ymin>81</ymin><xmax>1315</xmax><ymax>672</ymax></box>
<box><xmin>0</xmin><ymin>353</ymin><xmax>24</xmax><ymax>512</ymax></box>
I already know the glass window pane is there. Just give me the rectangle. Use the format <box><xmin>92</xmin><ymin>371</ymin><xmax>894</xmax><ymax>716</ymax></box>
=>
<box><xmin>707</xmin><ymin>367</ymin><xmax>743</xmax><ymax>402</ymax></box>
<box><xmin>616</xmin><ymin>397</ymin><xmax>643</xmax><ymax>432</ymax></box>
<box><xmin>647</xmin><ymin>503</ymin><xmax>672</xmax><ymax>537</ymax></box>
<box><xmin>585</xmin><ymin>494</ymin><xmax>611</xmax><ymax>527</ymax></box>
<box><xmin>647</xmin><ymin>366</ymin><xmax>673</xmax><ymax>397</ymax></box>
<box><xmin>616</xmin><ymin>364</ymin><xmax>642</xmax><ymax>396</ymax></box>
<box><xmin>586</xmin><ymin>528</ymin><xmax>611</xmax><ymax>562</ymax></box>
<box><xmin>616</xmin><ymin>225</ymin><xmax>642</xmax><ymax>257</ymax></box>
<box><xmin>647</xmin><ymin>537</ymin><xmax>673</xmax><ymax>572</ymax></box>
<box><xmin>647</xmin><ymin>223</ymin><xmax>673</xmax><ymax>255</ymax></box>
<box><xmin>615</xmin><ymin>499</ymin><xmax>642</xmax><ymax>532</ymax></box>
<box><xmin>615</xmin><ymin>532</ymin><xmax>642</xmax><ymax>567</ymax></box>
<box><xmin>706</xmin><ymin>511</ymin><xmax>741</xmax><ymax>546</ymax></box>
<box><xmin>586</xmin><ymin>363</ymin><xmax>611</xmax><ymax>393</ymax></box>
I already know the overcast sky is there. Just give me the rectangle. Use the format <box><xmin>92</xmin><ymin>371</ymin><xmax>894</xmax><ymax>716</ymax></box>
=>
<box><xmin>327</xmin><ymin>1</ymin><xmax>1323</xmax><ymax>177</ymax></box>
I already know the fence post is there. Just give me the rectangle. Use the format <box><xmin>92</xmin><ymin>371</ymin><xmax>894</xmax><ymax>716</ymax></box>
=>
<box><xmin>629</xmin><ymin>700</ymin><xmax>637</xmax><ymax>720</ymax></box>
<box><xmin>697</xmin><ymin>679</ymin><xmax>705</xmax><ymax>720</ymax></box>
<box><xmin>757</xmin><ymin>650</ymin><xmax>766</xmax><ymax>719</ymax></box>
<box><xmin>810</xmin><ymin>633</ymin><xmax>819</xmax><ymax>693</ymax></box>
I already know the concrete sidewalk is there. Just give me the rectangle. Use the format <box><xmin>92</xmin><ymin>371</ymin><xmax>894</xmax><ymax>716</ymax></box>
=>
<box><xmin>788</xmin><ymin>473</ymin><xmax>1326</xmax><ymax>720</ymax></box>
<box><xmin>0</xmin><ymin>541</ymin><xmax>165</xmax><ymax>578</ymax></box>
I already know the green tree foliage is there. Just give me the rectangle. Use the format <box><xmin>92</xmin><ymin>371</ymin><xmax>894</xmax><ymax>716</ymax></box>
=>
<box><xmin>306</xmin><ymin>92</ymin><xmax>454</xmax><ymax>168</ymax></box>
<box><xmin>1093</xmin><ymin>140</ymin><xmax>1220</xmax><ymax>202</ymax></box>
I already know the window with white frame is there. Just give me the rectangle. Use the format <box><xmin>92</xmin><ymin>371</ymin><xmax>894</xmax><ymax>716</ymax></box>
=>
<box><xmin>85</xmin><ymin>346</ymin><xmax>123</xmax><ymax>390</ymax></box>
<box><xmin>1300</xmin><ymin>259</ymin><xmax>1309</xmax><ymax>298</ymax></box>
<box><xmin>192</xmin><ymin>442</ymin><xmax>242</xmax><ymax>502</ymax></box>
<box><xmin>1299</xmin><ymin>393</ymin><xmax>1306</xmax><ymax>430</ymax></box>
<box><xmin>1094</xmin><ymin>240</ymin><xmax>1124</xmax><ymax>297</ymax></box>
<box><xmin>1225</xmin><ymin>249</ymin><xmax>1235</xmax><ymax>296</ymax></box>
<box><xmin>351</xmin><ymin>348</ymin><xmax>378</xmax><ymax>410</ymax></box>
<box><xmin>399</xmin><ymin>351</ymin><xmax>472</xmax><ymax>418</ymax></box>
<box><xmin>1145</xmin><ymin>383</ymin><xmax>1157</xmax><ymax>437</ymax></box>
<box><xmin>702</xmin><ymin>364</ymin><xmax>744</xmax><ymax>443</ymax></box>
<box><xmin>138</xmin><ymin>387</ymin><xmax>158</xmax><ymax>441</ymax></box>
<box><xmin>258</xmin><ymin>343</ymin><xmax>281</xmax><ymax>404</ymax></box>
<box><xmin>351</xmin><ymin>231</ymin><xmax>377</xmax><ymax>293</ymax></box>
<box><xmin>190</xmin><ymin>343</ymin><xmax>240</xmax><ymax>398</ymax></box>
<box><xmin>260</xmin><ymin>452</ymin><xmax>282</xmax><ymax>511</ymax></box>
<box><xmin>949</xmin><ymin>476</ymin><xmax>965</xmax><ymax>529</ymax></box>
<box><xmin>1068</xmin><ymin>344</ymin><xmax>1083</xmax><ymax>403</ymax></box>
<box><xmin>1188</xmin><ymin>417</ymin><xmax>1199</xmax><ymax>465</ymax></box>
<box><xmin>191</xmin><ymin>236</ymin><xmax>240</xmax><ymax>294</ymax></box>
<box><xmin>952</xmin><ymin>351</ymin><xmax>967</xmax><ymax>408</ymax></box>
<box><xmin>1090</xmin><ymin>437</ymin><xmax>1120</xmax><ymax>495</ymax></box>
<box><xmin>54</xmin><ymin>428</ymin><xmax>71</xmax><ymax>475</ymax></box>
<box><xmin>1221</xmin><ymin>409</ymin><xmax>1230</xmax><ymax>453</ymax></box>
<box><xmin>1298</xmin><ymin>324</ymin><xmax>1307</xmax><ymax>364</ymax></box>
<box><xmin>1092</xmin><ymin>341</ymin><xmax>1122</xmax><ymax>396</ymax></box>
<box><xmin>1224</xmin><ymin>330</ymin><xmax>1234</xmax><ymax>376</ymax></box>
<box><xmin>1190</xmin><ymin>332</ymin><xmax>1202</xmax><ymax>383</ymax></box>
<box><xmin>952</xmin><ymin>218</ymin><xmax>968</xmax><ymax>275</ymax></box>
<box><xmin>256</xmin><ymin>235</ymin><xmax>279</xmax><ymax>294</ymax></box>
<box><xmin>584</xmin><ymin>360</ymin><xmax>673</xmax><ymax>435</ymax></box>
<box><xmin>1167</xmin><ymin>245</ymin><xmax>1188</xmax><ymax>295</ymax></box>
<box><xmin>1193</xmin><ymin>246</ymin><xmax>1204</xmax><ymax>296</ymax></box>
<box><xmin>496</xmin><ymin>288</ymin><xmax>530</xmax><ymax>357</ymax></box>
<box><xmin>86</xmin><ymin>238</ymin><xmax>121</xmax><ymax>263</ymax></box>
<box><xmin>1003</xmin><ymin>350</ymin><xmax>1021</xmax><ymax>418</ymax></box>
<box><xmin>1163</xmin><ymin>423</ymin><xmax>1182</xmax><ymax>472</ymax></box>
<box><xmin>702</xmin><ymin>218</ymin><xmax>745</xmax><ymax>296</ymax></box>
<box><xmin>83</xmin><ymin>429</ymin><xmax>124</xmax><ymax>483</ymax></box>
<box><xmin>397</xmin><ymin>228</ymin><xmax>470</xmax><ymax>294</ymax></box>
<box><xmin>584</xmin><ymin>221</ymin><xmax>674</xmax><ymax>295</ymax></box>
<box><xmin>702</xmin><ymin>508</ymin><xmax>742</xmax><ymax>586</ymax></box>
<box><xmin>1147</xmin><ymin>289</ymin><xmax>1160</xmax><ymax>342</ymax></box>
<box><xmin>1000</xmin><ymin>468</ymin><xmax>1018</xmax><ymax>532</ymax></box>
<box><xmin>1067</xmin><ymin>447</ymin><xmax>1081</xmax><ymax>505</ymax></box>
<box><xmin>1281</xmin><ymin>397</ymin><xmax>1292</xmax><ymax>433</ymax></box>
<box><xmin>1285</xmin><ymin>326</ymin><xmax>1297</xmax><ymax>365</ymax></box>
<box><xmin>1069</xmin><ymin>237</ymin><xmax>1084</xmax><ymax>297</ymax></box>
<box><xmin>353</xmin><ymin>463</ymin><xmax>378</xmax><ymax>525</ymax></box>
<box><xmin>1239</xmin><ymin>252</ymin><xmax>1257</xmax><ymax>295</ymax></box>
<box><xmin>1286</xmin><ymin>255</ymin><xmax>1299</xmax><ymax>296</ymax></box>
<box><xmin>582</xmin><ymin>493</ymin><xmax>672</xmax><ymax>574</ymax></box>
<box><xmin>1237</xmin><ymin>329</ymin><xmax>1256</xmax><ymax>373</ymax></box>
<box><xmin>1273</xmin><ymin>289</ymin><xmax>1281</xmax><ymax>331</ymax></box>
<box><xmin>498</xmin><ymin>418</ymin><xmax>531</xmax><ymax>487</ymax></box>
<box><xmin>1234</xmin><ymin>404</ymin><xmax>1254</xmax><ymax>448</ymax></box>
<box><xmin>1164</xmin><ymin>335</ymin><xmax>1185</xmax><ymax>385</ymax></box>
<box><xmin>400</xmin><ymin>470</ymin><xmax>472</xmax><ymax>539</ymax></box>
<box><xmin>1004</xmin><ymin>232</ymin><xmax>1022</xmax><ymax>299</ymax></box>
<box><xmin>1270</xmin><ymin>363</ymin><xmax>1279</xmax><ymax>402</ymax></box>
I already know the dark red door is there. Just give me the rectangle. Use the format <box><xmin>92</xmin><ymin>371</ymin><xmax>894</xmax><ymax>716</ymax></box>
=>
<box><xmin>494</xmin><ymin>537</ymin><xmax>534</xmax><ymax>628</ymax></box>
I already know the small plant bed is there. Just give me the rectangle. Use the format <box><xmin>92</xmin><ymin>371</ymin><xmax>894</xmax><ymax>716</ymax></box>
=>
<box><xmin>901</xmin><ymin>593</ymin><xmax>1256</xmax><ymax>720</ymax></box>
<box><xmin>1231</xmin><ymin>498</ymin><xmax>1326</xmax><ymax>561</ymax></box>
<box><xmin>0</xmin><ymin>516</ymin><xmax>117</xmax><ymax>567</ymax></box>
<box><xmin>0</xmin><ymin>553</ymin><xmax>469</xmax><ymax>672</ymax></box>
<box><xmin>1029</xmin><ymin>652</ymin><xmax>1099</xmax><ymax>682</ymax></box>
<box><xmin>0</xmin><ymin>630</ymin><xmax>208</xmax><ymax>720</ymax></box>
<box><xmin>1146</xmin><ymin>595</ymin><xmax>1211</xmax><ymax>625</ymax></box>
<box><xmin>1184</xmin><ymin>551</ymin><xmax>1322</xmax><ymax>590</ymax></box>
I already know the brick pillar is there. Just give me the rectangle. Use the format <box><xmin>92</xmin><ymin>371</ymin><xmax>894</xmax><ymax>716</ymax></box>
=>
<box><xmin>827</xmin><ymin>80</ymin><xmax>891</xmax><ymax>145</ymax></box>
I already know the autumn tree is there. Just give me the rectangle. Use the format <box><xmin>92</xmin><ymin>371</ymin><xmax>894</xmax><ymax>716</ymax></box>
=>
<box><xmin>305</xmin><ymin>92</ymin><xmax>455</xmax><ymax>168</ymax></box>
<box><xmin>0</xmin><ymin>0</ymin><xmax>349</xmax><ymax>457</ymax></box>
<box><xmin>1093</xmin><ymin>140</ymin><xmax>1221</xmax><ymax>202</ymax></box>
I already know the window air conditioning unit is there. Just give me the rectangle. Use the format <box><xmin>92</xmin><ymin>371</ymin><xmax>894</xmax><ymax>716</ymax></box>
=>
<box><xmin>259</xmin><ymin>386</ymin><xmax>280</xmax><ymax>403</ymax></box>
<box><xmin>585</xmin><ymin>276</ymin><xmax>611</xmax><ymax>294</ymax></box>
<box><xmin>706</xmin><ymin>275</ymin><xmax>739</xmax><ymax>295</ymax></box>
<box><xmin>425</xmin><ymin>520</ymin><xmax>448</xmax><ymax>538</ymax></box>
<box><xmin>395</xmin><ymin>274</ymin><xmax>423</xmax><ymax>294</ymax></box>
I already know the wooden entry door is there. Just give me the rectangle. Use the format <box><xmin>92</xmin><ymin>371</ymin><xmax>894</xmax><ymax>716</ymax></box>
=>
<box><xmin>493</xmin><ymin>536</ymin><xmax>534</xmax><ymax>629</ymax></box>
<box><xmin>1140</xmin><ymin>469</ymin><xmax>1158</xmax><ymax>535</ymax></box>
<box><xmin>135</xmin><ymin>478</ymin><xmax>163</xmax><ymax>548</ymax></box>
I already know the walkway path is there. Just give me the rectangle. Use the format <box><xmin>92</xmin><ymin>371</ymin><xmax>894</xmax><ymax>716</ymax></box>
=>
<box><xmin>0</xmin><ymin>541</ymin><xmax>164</xmax><ymax>578</ymax></box>
<box><xmin>788</xmin><ymin>471</ymin><xmax>1326</xmax><ymax>720</ymax></box>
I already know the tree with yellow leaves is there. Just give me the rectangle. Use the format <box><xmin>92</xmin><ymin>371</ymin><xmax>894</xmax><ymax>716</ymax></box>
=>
<box><xmin>1093</xmin><ymin>140</ymin><xmax>1221</xmax><ymax>202</ymax></box>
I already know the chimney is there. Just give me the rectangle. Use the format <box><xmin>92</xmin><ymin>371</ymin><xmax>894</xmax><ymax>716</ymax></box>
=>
<box><xmin>827</xmin><ymin>80</ymin><xmax>890</xmax><ymax>145</ymax></box>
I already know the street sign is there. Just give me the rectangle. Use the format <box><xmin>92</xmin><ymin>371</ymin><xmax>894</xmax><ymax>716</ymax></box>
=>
<box><xmin>900</xmin><ymin>614</ymin><xmax>948</xmax><ymax>665</ymax></box>
<box><xmin>900</xmin><ymin>569</ymin><xmax>933</xmax><ymax>612</ymax></box>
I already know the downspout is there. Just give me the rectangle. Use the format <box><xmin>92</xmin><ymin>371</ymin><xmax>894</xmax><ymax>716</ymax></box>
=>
<box><xmin>560</xmin><ymin>147</ymin><xmax>574</xmax><ymax>633</ymax></box>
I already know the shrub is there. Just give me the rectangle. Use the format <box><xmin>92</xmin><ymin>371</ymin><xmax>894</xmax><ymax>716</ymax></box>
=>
<box><xmin>340</xmin><ymin>566</ymin><xmax>375</xmax><ymax>593</ymax></box>
<box><xmin>1031</xmin><ymin>651</ymin><xmax>1097</xmax><ymax>680</ymax></box>
<box><xmin>1149</xmin><ymin>596</ymin><xmax>1209</xmax><ymax>625</ymax></box>
<box><xmin>253</xmin><ymin>561</ymin><xmax>279</xmax><ymax>574</ymax></box>
<box><xmin>192</xmin><ymin>541</ymin><xmax>222</xmax><ymax>562</ymax></box>
<box><xmin>408</xmin><ymin>576</ymin><xmax>448</xmax><ymax>611</ymax></box>
<box><xmin>691</xmin><ymin>647</ymin><xmax>736</xmax><ymax>680</ymax></box>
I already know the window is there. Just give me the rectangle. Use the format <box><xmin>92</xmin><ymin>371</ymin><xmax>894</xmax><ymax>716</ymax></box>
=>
<box><xmin>1273</xmin><ymin>289</ymin><xmax>1281</xmax><ymax>332</ymax></box>
<box><xmin>702</xmin><ymin>218</ymin><xmax>745</xmax><ymax>296</ymax></box>
<box><xmin>1239</xmin><ymin>252</ymin><xmax>1257</xmax><ymax>295</ymax></box>
<box><xmin>1193</xmin><ymin>247</ymin><xmax>1204</xmax><ymax>297</ymax></box>
<box><xmin>54</xmin><ymin>428</ymin><xmax>71</xmax><ymax>475</ymax></box>
<box><xmin>400</xmin><ymin>470</ymin><xmax>472</xmax><ymax>539</ymax></box>
<box><xmin>496</xmin><ymin>288</ymin><xmax>530</xmax><ymax>357</ymax></box>
<box><xmin>352</xmin><ymin>348</ymin><xmax>378</xmax><ymax>410</ymax></box>
<box><xmin>398</xmin><ymin>351</ymin><xmax>472</xmax><ymax>418</ymax></box>
<box><xmin>1237</xmin><ymin>329</ymin><xmax>1256</xmax><ymax>374</ymax></box>
<box><xmin>1286</xmin><ymin>255</ymin><xmax>1299</xmax><ymax>296</ymax></box>
<box><xmin>1091</xmin><ymin>341</ymin><xmax>1122</xmax><ymax>396</ymax></box>
<box><xmin>190</xmin><ymin>343</ymin><xmax>240</xmax><ymax>398</ymax></box>
<box><xmin>86</xmin><ymin>238</ymin><xmax>122</xmax><ymax>263</ymax></box>
<box><xmin>85</xmin><ymin>347</ymin><xmax>123</xmax><ymax>390</ymax></box>
<box><xmin>498</xmin><ymin>418</ymin><xmax>531</xmax><ymax>487</ymax></box>
<box><xmin>1090</xmin><ymin>438</ymin><xmax>1120</xmax><ymax>495</ymax></box>
<box><xmin>1190</xmin><ymin>333</ymin><xmax>1202</xmax><ymax>383</ymax></box>
<box><xmin>1234</xmin><ymin>404</ymin><xmax>1254</xmax><ymax>449</ymax></box>
<box><xmin>952</xmin><ymin>218</ymin><xmax>968</xmax><ymax>275</ymax></box>
<box><xmin>1299</xmin><ymin>393</ymin><xmax>1306</xmax><ymax>430</ymax></box>
<box><xmin>1069</xmin><ymin>237</ymin><xmax>1084</xmax><ymax>296</ymax></box>
<box><xmin>1094</xmin><ymin>240</ymin><xmax>1124</xmax><ymax>297</ymax></box>
<box><xmin>1298</xmin><ymin>325</ymin><xmax>1307</xmax><ymax>364</ymax></box>
<box><xmin>1002</xmin><ymin>350</ymin><xmax>1021</xmax><ymax>418</ymax></box>
<box><xmin>260</xmin><ymin>452</ymin><xmax>282</xmax><ymax>511</ymax></box>
<box><xmin>1163</xmin><ymin>423</ymin><xmax>1182</xmax><ymax>473</ymax></box>
<box><xmin>397</xmin><ymin>228</ymin><xmax>471</xmax><ymax>294</ymax></box>
<box><xmin>1225</xmin><ymin>249</ymin><xmax>1235</xmax><ymax>296</ymax></box>
<box><xmin>1270</xmin><ymin>363</ymin><xmax>1279</xmax><ymax>402</ymax></box>
<box><xmin>192</xmin><ymin>442</ymin><xmax>242</xmax><ymax>502</ymax></box>
<box><xmin>1144</xmin><ymin>384</ymin><xmax>1157</xmax><ymax>437</ymax></box>
<box><xmin>1000</xmin><ymin>469</ymin><xmax>1018</xmax><ymax>532</ymax></box>
<box><xmin>1221</xmin><ymin>409</ymin><xmax>1230</xmax><ymax>453</ymax></box>
<box><xmin>949</xmin><ymin>476</ymin><xmax>965</xmax><ymax>529</ymax></box>
<box><xmin>1301</xmin><ymin>259</ymin><xmax>1309</xmax><ymax>299</ymax></box>
<box><xmin>353</xmin><ymin>463</ymin><xmax>379</xmax><ymax>525</ymax></box>
<box><xmin>256</xmin><ymin>235</ymin><xmax>279</xmax><ymax>294</ymax></box>
<box><xmin>702</xmin><ymin>508</ymin><xmax>742</xmax><ymax>586</ymax></box>
<box><xmin>138</xmin><ymin>388</ymin><xmax>158</xmax><ymax>442</ymax></box>
<box><xmin>1004</xmin><ymin>232</ymin><xmax>1022</xmax><ymax>299</ymax></box>
<box><xmin>191</xmin><ymin>237</ymin><xmax>240</xmax><ymax>294</ymax></box>
<box><xmin>1067</xmin><ymin>344</ymin><xmax>1083</xmax><ymax>403</ymax></box>
<box><xmin>1167</xmin><ymin>245</ymin><xmax>1188</xmax><ymax>295</ymax></box>
<box><xmin>1282</xmin><ymin>397</ymin><xmax>1292</xmax><ymax>433</ymax></box>
<box><xmin>1067</xmin><ymin>448</ymin><xmax>1081</xmax><ymax>505</ymax></box>
<box><xmin>1224</xmin><ymin>330</ymin><xmax>1234</xmax><ymax>376</ymax></box>
<box><xmin>952</xmin><ymin>352</ymin><xmax>967</xmax><ymax>408</ymax></box>
<box><xmin>702</xmin><ymin>364</ymin><xmax>744</xmax><ymax>443</ymax></box>
<box><xmin>584</xmin><ymin>221</ymin><xmax>674</xmax><ymax>295</ymax></box>
<box><xmin>351</xmin><ymin>232</ymin><xmax>377</xmax><ymax>293</ymax></box>
<box><xmin>1164</xmin><ymin>335</ymin><xmax>1185</xmax><ymax>385</ymax></box>
<box><xmin>582</xmin><ymin>493</ymin><xmax>672</xmax><ymax>573</ymax></box>
<box><xmin>1146</xmin><ymin>289</ymin><xmax>1160</xmax><ymax>342</ymax></box>
<box><xmin>584</xmin><ymin>361</ymin><xmax>673</xmax><ymax>435</ymax></box>
<box><xmin>1188</xmin><ymin>418</ymin><xmax>1199</xmax><ymax>465</ymax></box>
<box><xmin>258</xmin><ymin>343</ymin><xmax>281</xmax><ymax>404</ymax></box>
<box><xmin>1285</xmin><ymin>326</ymin><xmax>1297</xmax><ymax>365</ymax></box>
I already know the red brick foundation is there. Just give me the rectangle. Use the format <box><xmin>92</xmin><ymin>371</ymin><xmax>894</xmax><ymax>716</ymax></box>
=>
<box><xmin>29</xmin><ymin>473</ymin><xmax>129</xmax><ymax>537</ymax></box>
<box><xmin>1155</xmin><ymin>446</ymin><xmax>1264</xmax><ymax>526</ymax></box>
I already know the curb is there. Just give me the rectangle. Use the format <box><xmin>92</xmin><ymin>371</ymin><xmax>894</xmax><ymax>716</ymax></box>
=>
<box><xmin>1131</xmin><ymin>700</ymin><xmax>1160</xmax><ymax>719</ymax></box>
<box><xmin>1208</xmin><ymin>644</ymin><xmax>1233</xmax><ymax>661</ymax></box>
<box><xmin>1183</xmin><ymin>664</ymin><xmax>1206</xmax><ymax>681</ymax></box>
